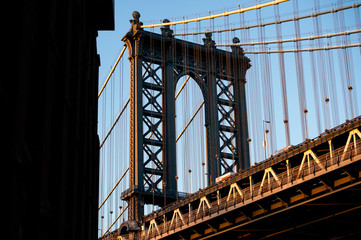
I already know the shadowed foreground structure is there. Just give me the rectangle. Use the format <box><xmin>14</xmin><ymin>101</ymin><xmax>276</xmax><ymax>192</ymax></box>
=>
<box><xmin>3</xmin><ymin>0</ymin><xmax>114</xmax><ymax>239</ymax></box>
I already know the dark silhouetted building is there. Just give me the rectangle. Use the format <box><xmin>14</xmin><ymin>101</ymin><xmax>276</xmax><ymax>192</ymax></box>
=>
<box><xmin>3</xmin><ymin>1</ymin><xmax>114</xmax><ymax>239</ymax></box>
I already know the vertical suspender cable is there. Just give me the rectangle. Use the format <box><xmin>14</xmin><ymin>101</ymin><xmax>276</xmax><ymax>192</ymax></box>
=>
<box><xmin>98</xmin><ymin>167</ymin><xmax>130</xmax><ymax>210</ymax></box>
<box><xmin>355</xmin><ymin>6</ymin><xmax>361</xmax><ymax>56</ymax></box>
<box><xmin>315</xmin><ymin>0</ymin><xmax>330</xmax><ymax>130</ymax></box>
<box><xmin>309</xmin><ymin>39</ymin><xmax>322</xmax><ymax>134</ymax></box>
<box><xmin>325</xmin><ymin>37</ymin><xmax>340</xmax><ymax>126</ymax></box>
<box><xmin>337</xmin><ymin>0</ymin><xmax>357</xmax><ymax>118</ymax></box>
<box><xmin>293</xmin><ymin>0</ymin><xmax>308</xmax><ymax>140</ymax></box>
<box><xmin>258</xmin><ymin>2</ymin><xmax>276</xmax><ymax>154</ymax></box>
<box><xmin>333</xmin><ymin>10</ymin><xmax>350</xmax><ymax>121</ymax></box>
<box><xmin>274</xmin><ymin>3</ymin><xmax>291</xmax><ymax>146</ymax></box>
<box><xmin>337</xmin><ymin>0</ymin><xmax>358</xmax><ymax>119</ymax></box>
<box><xmin>353</xmin><ymin>6</ymin><xmax>360</xmax><ymax>116</ymax></box>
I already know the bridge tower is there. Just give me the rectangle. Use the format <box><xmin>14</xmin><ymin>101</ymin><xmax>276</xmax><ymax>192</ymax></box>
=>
<box><xmin>121</xmin><ymin>12</ymin><xmax>251</xmax><ymax>222</ymax></box>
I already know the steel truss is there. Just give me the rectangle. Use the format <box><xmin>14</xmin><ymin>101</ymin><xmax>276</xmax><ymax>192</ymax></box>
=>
<box><xmin>135</xmin><ymin>117</ymin><xmax>361</xmax><ymax>240</ymax></box>
<box><xmin>104</xmin><ymin>117</ymin><xmax>361</xmax><ymax>240</ymax></box>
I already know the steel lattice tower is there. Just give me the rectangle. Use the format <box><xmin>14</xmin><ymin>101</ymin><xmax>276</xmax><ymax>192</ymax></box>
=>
<box><xmin>121</xmin><ymin>12</ymin><xmax>251</xmax><ymax>222</ymax></box>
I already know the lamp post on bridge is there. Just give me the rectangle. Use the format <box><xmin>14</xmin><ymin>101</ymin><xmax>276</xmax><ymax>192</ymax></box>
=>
<box><xmin>303</xmin><ymin>108</ymin><xmax>309</xmax><ymax>140</ymax></box>
<box><xmin>188</xmin><ymin>169</ymin><xmax>192</xmax><ymax>194</ymax></box>
<box><xmin>263</xmin><ymin>120</ymin><xmax>271</xmax><ymax>162</ymax></box>
<box><xmin>175</xmin><ymin>176</ymin><xmax>179</xmax><ymax>201</ymax></box>
<box><xmin>202</xmin><ymin>162</ymin><xmax>205</xmax><ymax>189</ymax></box>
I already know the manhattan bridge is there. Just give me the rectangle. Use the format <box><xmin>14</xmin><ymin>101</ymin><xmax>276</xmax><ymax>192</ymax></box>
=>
<box><xmin>97</xmin><ymin>0</ymin><xmax>361</xmax><ymax>239</ymax></box>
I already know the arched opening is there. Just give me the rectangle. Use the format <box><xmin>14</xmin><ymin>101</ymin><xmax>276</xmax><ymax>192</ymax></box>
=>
<box><xmin>175</xmin><ymin>74</ymin><xmax>207</xmax><ymax>194</ymax></box>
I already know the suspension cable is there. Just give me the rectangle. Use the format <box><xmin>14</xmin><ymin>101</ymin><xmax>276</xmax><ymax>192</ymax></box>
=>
<box><xmin>175</xmin><ymin>76</ymin><xmax>191</xmax><ymax>100</ymax></box>
<box><xmin>244</xmin><ymin>43</ymin><xmax>361</xmax><ymax>54</ymax></box>
<box><xmin>98</xmin><ymin>167</ymin><xmax>129</xmax><ymax>210</ymax></box>
<box><xmin>216</xmin><ymin>29</ymin><xmax>361</xmax><ymax>47</ymax></box>
<box><xmin>176</xmin><ymin>101</ymin><xmax>204</xmax><ymax>142</ymax></box>
<box><xmin>173</xmin><ymin>3</ymin><xmax>361</xmax><ymax>36</ymax></box>
<box><xmin>141</xmin><ymin>0</ymin><xmax>289</xmax><ymax>29</ymax></box>
<box><xmin>99</xmin><ymin>98</ymin><xmax>130</xmax><ymax>148</ymax></box>
<box><xmin>98</xmin><ymin>46</ymin><xmax>127</xmax><ymax>98</ymax></box>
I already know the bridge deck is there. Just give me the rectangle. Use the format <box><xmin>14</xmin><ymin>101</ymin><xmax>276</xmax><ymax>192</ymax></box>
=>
<box><xmin>104</xmin><ymin>116</ymin><xmax>361</xmax><ymax>239</ymax></box>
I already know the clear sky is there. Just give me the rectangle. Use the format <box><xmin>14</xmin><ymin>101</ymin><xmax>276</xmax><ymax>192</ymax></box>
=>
<box><xmin>96</xmin><ymin>0</ymin><xmax>361</xmax><ymax>235</ymax></box>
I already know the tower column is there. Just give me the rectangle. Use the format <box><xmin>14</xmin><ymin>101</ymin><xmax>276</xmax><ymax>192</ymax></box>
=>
<box><xmin>203</xmin><ymin>33</ymin><xmax>221</xmax><ymax>184</ymax></box>
<box><xmin>122</xmin><ymin>11</ymin><xmax>145</xmax><ymax>221</ymax></box>
<box><xmin>232</xmin><ymin>37</ymin><xmax>251</xmax><ymax>170</ymax></box>
<box><xmin>161</xmin><ymin>22</ymin><xmax>177</xmax><ymax>201</ymax></box>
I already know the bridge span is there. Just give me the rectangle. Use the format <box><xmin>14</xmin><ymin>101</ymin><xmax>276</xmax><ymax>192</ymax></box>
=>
<box><xmin>103</xmin><ymin>116</ymin><xmax>361</xmax><ymax>239</ymax></box>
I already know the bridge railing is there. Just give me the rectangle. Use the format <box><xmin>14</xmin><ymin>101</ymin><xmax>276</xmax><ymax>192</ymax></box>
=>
<box><xmin>140</xmin><ymin>138</ymin><xmax>361</xmax><ymax>239</ymax></box>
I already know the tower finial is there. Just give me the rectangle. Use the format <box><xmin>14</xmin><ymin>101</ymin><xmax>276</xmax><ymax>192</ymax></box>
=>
<box><xmin>231</xmin><ymin>37</ymin><xmax>244</xmax><ymax>56</ymax></box>
<box><xmin>203</xmin><ymin>32</ymin><xmax>216</xmax><ymax>48</ymax></box>
<box><xmin>128</xmin><ymin>11</ymin><xmax>143</xmax><ymax>34</ymax></box>
<box><xmin>161</xmin><ymin>19</ymin><xmax>173</xmax><ymax>38</ymax></box>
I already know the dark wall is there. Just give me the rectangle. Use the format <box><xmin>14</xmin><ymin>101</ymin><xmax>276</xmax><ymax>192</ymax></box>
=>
<box><xmin>3</xmin><ymin>1</ymin><xmax>113</xmax><ymax>239</ymax></box>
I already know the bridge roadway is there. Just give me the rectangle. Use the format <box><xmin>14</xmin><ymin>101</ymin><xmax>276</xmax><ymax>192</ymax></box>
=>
<box><xmin>107</xmin><ymin>116</ymin><xmax>361</xmax><ymax>239</ymax></box>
